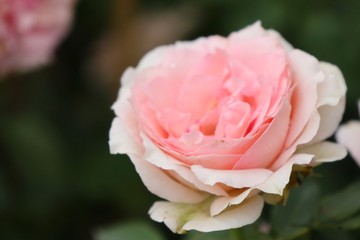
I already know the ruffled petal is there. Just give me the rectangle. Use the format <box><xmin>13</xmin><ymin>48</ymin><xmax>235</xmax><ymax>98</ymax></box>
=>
<box><xmin>233</xmin><ymin>96</ymin><xmax>291</xmax><ymax>169</ymax></box>
<box><xmin>257</xmin><ymin>153</ymin><xmax>314</xmax><ymax>195</ymax></box>
<box><xmin>109</xmin><ymin>117</ymin><xmax>142</xmax><ymax>155</ymax></box>
<box><xmin>336</xmin><ymin>121</ymin><xmax>360</xmax><ymax>166</ymax></box>
<box><xmin>130</xmin><ymin>154</ymin><xmax>208</xmax><ymax>203</ymax></box>
<box><xmin>142</xmin><ymin>135</ymin><xmax>228</xmax><ymax>196</ymax></box>
<box><xmin>191</xmin><ymin>165</ymin><xmax>272</xmax><ymax>189</ymax></box>
<box><xmin>149</xmin><ymin>195</ymin><xmax>264</xmax><ymax>233</ymax></box>
<box><xmin>297</xmin><ymin>141</ymin><xmax>347</xmax><ymax>165</ymax></box>
<box><xmin>286</xmin><ymin>49</ymin><xmax>325</xmax><ymax>147</ymax></box>
<box><xmin>310</xmin><ymin>62</ymin><xmax>347</xmax><ymax>143</ymax></box>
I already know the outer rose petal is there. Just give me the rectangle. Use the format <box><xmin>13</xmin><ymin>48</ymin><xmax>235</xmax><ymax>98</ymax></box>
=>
<box><xmin>110</xmin><ymin>68</ymin><xmax>143</xmax><ymax>154</ymax></box>
<box><xmin>141</xmin><ymin>135</ymin><xmax>228</xmax><ymax>196</ymax></box>
<box><xmin>336</xmin><ymin>121</ymin><xmax>360</xmax><ymax>167</ymax></box>
<box><xmin>109</xmin><ymin>117</ymin><xmax>142</xmax><ymax>155</ymax></box>
<box><xmin>297</xmin><ymin>141</ymin><xmax>347</xmax><ymax>165</ymax></box>
<box><xmin>311</xmin><ymin>62</ymin><xmax>347</xmax><ymax>143</ymax></box>
<box><xmin>149</xmin><ymin>195</ymin><xmax>264</xmax><ymax>233</ymax></box>
<box><xmin>207</xmin><ymin>153</ymin><xmax>320</xmax><ymax>216</ymax></box>
<box><xmin>129</xmin><ymin>154</ymin><xmax>208</xmax><ymax>203</ymax></box>
<box><xmin>191</xmin><ymin>165</ymin><xmax>272</xmax><ymax>189</ymax></box>
<box><xmin>137</xmin><ymin>46</ymin><xmax>169</xmax><ymax>70</ymax></box>
<box><xmin>285</xmin><ymin>49</ymin><xmax>325</xmax><ymax>147</ymax></box>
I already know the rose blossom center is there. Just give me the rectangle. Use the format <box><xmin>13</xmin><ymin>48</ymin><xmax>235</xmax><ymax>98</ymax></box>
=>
<box><xmin>131</xmin><ymin>35</ymin><xmax>292</xmax><ymax>166</ymax></box>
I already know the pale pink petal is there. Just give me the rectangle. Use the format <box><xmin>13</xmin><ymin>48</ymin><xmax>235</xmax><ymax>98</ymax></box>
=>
<box><xmin>216</xmin><ymin>101</ymin><xmax>252</xmax><ymax>138</ymax></box>
<box><xmin>286</xmin><ymin>49</ymin><xmax>325</xmax><ymax>147</ymax></box>
<box><xmin>211</xmin><ymin>152</ymin><xmax>319</xmax><ymax>215</ymax></box>
<box><xmin>183</xmin><ymin>153</ymin><xmax>242</xmax><ymax>170</ymax></box>
<box><xmin>142</xmin><ymin>135</ymin><xmax>228</xmax><ymax>196</ymax></box>
<box><xmin>266</xmin><ymin>29</ymin><xmax>294</xmax><ymax>52</ymax></box>
<box><xmin>297</xmin><ymin>141</ymin><xmax>347</xmax><ymax>165</ymax></box>
<box><xmin>149</xmin><ymin>195</ymin><xmax>264</xmax><ymax>233</ymax></box>
<box><xmin>177</xmin><ymin>75</ymin><xmax>225</xmax><ymax>121</ymax></box>
<box><xmin>317</xmin><ymin>62</ymin><xmax>347</xmax><ymax>107</ymax></box>
<box><xmin>336</xmin><ymin>121</ymin><xmax>360</xmax><ymax>166</ymax></box>
<box><xmin>228</xmin><ymin>21</ymin><xmax>265</xmax><ymax>44</ymax></box>
<box><xmin>108</xmin><ymin>117</ymin><xmax>142</xmax><ymax>155</ymax></box>
<box><xmin>310</xmin><ymin>62</ymin><xmax>347</xmax><ymax>143</ymax></box>
<box><xmin>270</xmin><ymin>111</ymin><xmax>321</xmax><ymax>170</ymax></box>
<box><xmin>191</xmin><ymin>165</ymin><xmax>272</xmax><ymax>188</ymax></box>
<box><xmin>183</xmin><ymin>196</ymin><xmax>263</xmax><ymax>232</ymax></box>
<box><xmin>130</xmin><ymin>154</ymin><xmax>208</xmax><ymax>203</ymax></box>
<box><xmin>110</xmin><ymin>70</ymin><xmax>144</xmax><ymax>154</ymax></box>
<box><xmin>210</xmin><ymin>188</ymin><xmax>260</xmax><ymax>216</ymax></box>
<box><xmin>157</xmin><ymin>108</ymin><xmax>191</xmax><ymax>137</ymax></box>
<box><xmin>112</xmin><ymin>68</ymin><xmax>136</xmax><ymax>116</ymax></box>
<box><xmin>137</xmin><ymin>45</ymin><xmax>168</xmax><ymax>70</ymax></box>
<box><xmin>233</xmin><ymin>96</ymin><xmax>291</xmax><ymax>169</ymax></box>
<box><xmin>257</xmin><ymin>153</ymin><xmax>314</xmax><ymax>195</ymax></box>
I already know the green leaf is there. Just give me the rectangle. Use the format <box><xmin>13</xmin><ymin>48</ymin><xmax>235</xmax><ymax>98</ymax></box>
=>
<box><xmin>271</xmin><ymin>179</ymin><xmax>320</xmax><ymax>239</ymax></box>
<box><xmin>341</xmin><ymin>215</ymin><xmax>360</xmax><ymax>230</ymax></box>
<box><xmin>313</xmin><ymin>229</ymin><xmax>353</xmax><ymax>240</ymax></box>
<box><xmin>95</xmin><ymin>221</ymin><xmax>165</xmax><ymax>240</ymax></box>
<box><xmin>320</xmin><ymin>181</ymin><xmax>360</xmax><ymax>222</ymax></box>
<box><xmin>241</xmin><ymin>223</ymin><xmax>274</xmax><ymax>240</ymax></box>
<box><xmin>183</xmin><ymin>230</ymin><xmax>237</xmax><ymax>240</ymax></box>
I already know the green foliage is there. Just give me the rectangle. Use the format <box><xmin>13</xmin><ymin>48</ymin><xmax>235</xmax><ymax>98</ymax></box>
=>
<box><xmin>183</xmin><ymin>224</ymin><xmax>274</xmax><ymax>240</ymax></box>
<box><xmin>271</xmin><ymin>179</ymin><xmax>320</xmax><ymax>240</ymax></box>
<box><xmin>183</xmin><ymin>230</ymin><xmax>237</xmax><ymax>240</ymax></box>
<box><xmin>95</xmin><ymin>221</ymin><xmax>165</xmax><ymax>240</ymax></box>
<box><xmin>319</xmin><ymin>181</ymin><xmax>360</xmax><ymax>222</ymax></box>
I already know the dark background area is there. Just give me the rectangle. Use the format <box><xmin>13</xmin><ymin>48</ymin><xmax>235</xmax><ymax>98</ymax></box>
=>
<box><xmin>1</xmin><ymin>0</ymin><xmax>360</xmax><ymax>239</ymax></box>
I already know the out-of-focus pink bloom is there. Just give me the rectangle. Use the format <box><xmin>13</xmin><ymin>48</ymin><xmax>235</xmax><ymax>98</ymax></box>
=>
<box><xmin>0</xmin><ymin>0</ymin><xmax>76</xmax><ymax>76</ymax></box>
<box><xmin>336</xmin><ymin>101</ymin><xmax>360</xmax><ymax>167</ymax></box>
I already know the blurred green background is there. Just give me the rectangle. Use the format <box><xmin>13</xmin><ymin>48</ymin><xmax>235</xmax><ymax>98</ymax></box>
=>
<box><xmin>1</xmin><ymin>0</ymin><xmax>360</xmax><ymax>239</ymax></box>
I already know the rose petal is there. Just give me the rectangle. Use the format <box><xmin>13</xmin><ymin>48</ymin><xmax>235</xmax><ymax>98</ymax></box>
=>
<box><xmin>270</xmin><ymin>111</ymin><xmax>321</xmax><ymax>170</ymax></box>
<box><xmin>109</xmin><ymin>117</ymin><xmax>142</xmax><ymax>155</ymax></box>
<box><xmin>286</xmin><ymin>49</ymin><xmax>325</xmax><ymax>147</ymax></box>
<box><xmin>183</xmin><ymin>196</ymin><xmax>263</xmax><ymax>232</ymax></box>
<box><xmin>110</xmin><ymin>70</ymin><xmax>143</xmax><ymax>155</ymax></box>
<box><xmin>310</xmin><ymin>62</ymin><xmax>347</xmax><ymax>143</ymax></box>
<box><xmin>112</xmin><ymin>68</ymin><xmax>136</xmax><ymax>116</ymax></box>
<box><xmin>191</xmin><ymin>165</ymin><xmax>273</xmax><ymax>189</ymax></box>
<box><xmin>210</xmin><ymin>188</ymin><xmax>259</xmax><ymax>216</ymax></box>
<box><xmin>137</xmin><ymin>46</ymin><xmax>168</xmax><ymax>70</ymax></box>
<box><xmin>228</xmin><ymin>21</ymin><xmax>264</xmax><ymax>43</ymax></box>
<box><xmin>233</xmin><ymin>96</ymin><xmax>291</xmax><ymax>169</ymax></box>
<box><xmin>297</xmin><ymin>141</ymin><xmax>347</xmax><ymax>165</ymax></box>
<box><xmin>317</xmin><ymin>62</ymin><xmax>347</xmax><ymax>107</ymax></box>
<box><xmin>336</xmin><ymin>121</ymin><xmax>360</xmax><ymax>166</ymax></box>
<box><xmin>257</xmin><ymin>153</ymin><xmax>314</xmax><ymax>195</ymax></box>
<box><xmin>130</xmin><ymin>154</ymin><xmax>208</xmax><ymax>203</ymax></box>
<box><xmin>149</xmin><ymin>195</ymin><xmax>264</xmax><ymax>233</ymax></box>
<box><xmin>142</xmin><ymin>135</ymin><xmax>228</xmax><ymax>196</ymax></box>
<box><xmin>211</xmin><ymin>153</ymin><xmax>318</xmax><ymax>215</ymax></box>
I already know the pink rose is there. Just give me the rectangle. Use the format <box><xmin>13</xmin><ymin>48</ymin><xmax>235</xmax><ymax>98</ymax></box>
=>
<box><xmin>0</xmin><ymin>0</ymin><xmax>76</xmax><ymax>76</ymax></box>
<box><xmin>109</xmin><ymin>22</ymin><xmax>347</xmax><ymax>233</ymax></box>
<box><xmin>336</xmin><ymin>100</ymin><xmax>360</xmax><ymax>167</ymax></box>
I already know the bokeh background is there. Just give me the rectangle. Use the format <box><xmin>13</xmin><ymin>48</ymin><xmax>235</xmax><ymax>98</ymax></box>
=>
<box><xmin>1</xmin><ymin>0</ymin><xmax>360</xmax><ymax>239</ymax></box>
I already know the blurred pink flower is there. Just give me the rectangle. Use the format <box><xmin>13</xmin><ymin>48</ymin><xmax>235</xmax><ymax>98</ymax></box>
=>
<box><xmin>336</xmin><ymin>101</ymin><xmax>360</xmax><ymax>166</ymax></box>
<box><xmin>0</xmin><ymin>0</ymin><xmax>76</xmax><ymax>76</ymax></box>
